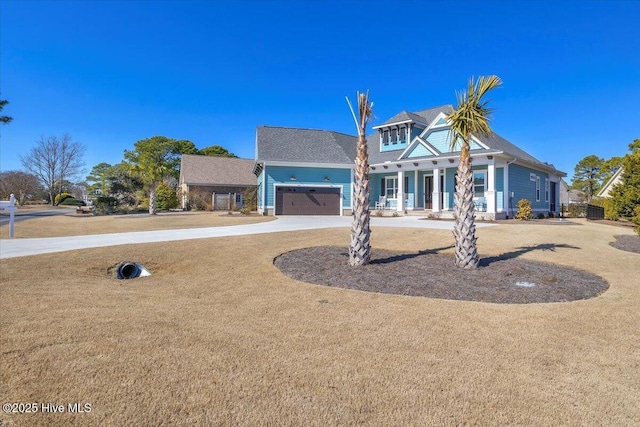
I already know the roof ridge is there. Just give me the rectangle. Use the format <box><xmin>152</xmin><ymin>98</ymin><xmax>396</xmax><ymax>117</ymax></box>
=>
<box><xmin>259</xmin><ymin>125</ymin><xmax>356</xmax><ymax>137</ymax></box>
<box><xmin>411</xmin><ymin>104</ymin><xmax>454</xmax><ymax>116</ymax></box>
<box><xmin>181</xmin><ymin>153</ymin><xmax>254</xmax><ymax>161</ymax></box>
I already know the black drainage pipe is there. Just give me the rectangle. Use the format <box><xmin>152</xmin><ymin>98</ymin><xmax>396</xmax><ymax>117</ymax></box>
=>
<box><xmin>117</xmin><ymin>262</ymin><xmax>141</xmax><ymax>280</ymax></box>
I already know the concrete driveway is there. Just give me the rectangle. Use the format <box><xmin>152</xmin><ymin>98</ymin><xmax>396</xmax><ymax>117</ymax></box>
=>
<box><xmin>0</xmin><ymin>215</ymin><xmax>496</xmax><ymax>259</ymax></box>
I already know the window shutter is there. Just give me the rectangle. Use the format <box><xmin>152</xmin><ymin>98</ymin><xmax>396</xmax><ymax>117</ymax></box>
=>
<box><xmin>404</xmin><ymin>176</ymin><xmax>409</xmax><ymax>195</ymax></box>
<box><xmin>381</xmin><ymin>178</ymin><xmax>386</xmax><ymax>196</ymax></box>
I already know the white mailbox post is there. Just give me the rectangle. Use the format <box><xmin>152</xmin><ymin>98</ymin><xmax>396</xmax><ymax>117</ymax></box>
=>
<box><xmin>0</xmin><ymin>194</ymin><xmax>17</xmax><ymax>238</ymax></box>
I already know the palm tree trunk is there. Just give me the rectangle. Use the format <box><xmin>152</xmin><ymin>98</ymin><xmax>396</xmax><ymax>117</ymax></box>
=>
<box><xmin>452</xmin><ymin>144</ymin><xmax>479</xmax><ymax>269</ymax></box>
<box><xmin>349</xmin><ymin>133</ymin><xmax>371</xmax><ymax>266</ymax></box>
<box><xmin>149</xmin><ymin>183</ymin><xmax>157</xmax><ymax>215</ymax></box>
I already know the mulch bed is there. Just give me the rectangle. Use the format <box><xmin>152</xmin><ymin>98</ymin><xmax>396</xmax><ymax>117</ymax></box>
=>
<box><xmin>274</xmin><ymin>246</ymin><xmax>609</xmax><ymax>304</ymax></box>
<box><xmin>610</xmin><ymin>234</ymin><xmax>640</xmax><ymax>254</ymax></box>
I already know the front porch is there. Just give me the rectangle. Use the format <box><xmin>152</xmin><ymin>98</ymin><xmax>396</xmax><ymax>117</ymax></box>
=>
<box><xmin>369</xmin><ymin>159</ymin><xmax>508</xmax><ymax>220</ymax></box>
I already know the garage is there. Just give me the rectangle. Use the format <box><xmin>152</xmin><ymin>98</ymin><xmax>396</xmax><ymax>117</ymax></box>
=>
<box><xmin>275</xmin><ymin>186</ymin><xmax>341</xmax><ymax>215</ymax></box>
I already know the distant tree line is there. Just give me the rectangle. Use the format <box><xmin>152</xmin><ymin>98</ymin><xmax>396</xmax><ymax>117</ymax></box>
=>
<box><xmin>1</xmin><ymin>111</ymin><xmax>237</xmax><ymax>212</ymax></box>
<box><xmin>572</xmin><ymin>139</ymin><xmax>640</xmax><ymax>234</ymax></box>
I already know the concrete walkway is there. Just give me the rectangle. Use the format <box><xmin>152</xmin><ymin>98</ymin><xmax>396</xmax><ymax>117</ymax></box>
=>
<box><xmin>0</xmin><ymin>216</ymin><xmax>496</xmax><ymax>259</ymax></box>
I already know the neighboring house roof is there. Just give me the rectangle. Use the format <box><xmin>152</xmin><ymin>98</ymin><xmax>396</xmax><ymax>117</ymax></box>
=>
<box><xmin>567</xmin><ymin>189</ymin><xmax>587</xmax><ymax>203</ymax></box>
<box><xmin>179</xmin><ymin>154</ymin><xmax>256</xmax><ymax>186</ymax></box>
<box><xmin>256</xmin><ymin>126</ymin><xmax>357</xmax><ymax>164</ymax></box>
<box><xmin>597</xmin><ymin>167</ymin><xmax>624</xmax><ymax>198</ymax></box>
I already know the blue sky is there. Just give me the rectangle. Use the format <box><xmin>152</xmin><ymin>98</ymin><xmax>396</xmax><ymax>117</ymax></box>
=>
<box><xmin>1</xmin><ymin>0</ymin><xmax>638</xmax><ymax>182</ymax></box>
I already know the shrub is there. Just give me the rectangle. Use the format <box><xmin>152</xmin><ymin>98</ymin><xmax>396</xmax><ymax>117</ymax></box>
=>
<box><xmin>188</xmin><ymin>189</ymin><xmax>211</xmax><ymax>211</ymax></box>
<box><xmin>242</xmin><ymin>188</ymin><xmax>257</xmax><ymax>211</ymax></box>
<box><xmin>155</xmin><ymin>182</ymin><xmax>178</xmax><ymax>211</ymax></box>
<box><xmin>516</xmin><ymin>199</ymin><xmax>533</xmax><ymax>220</ymax></box>
<box><xmin>633</xmin><ymin>205</ymin><xmax>640</xmax><ymax>236</ymax></box>
<box><xmin>59</xmin><ymin>197</ymin><xmax>86</xmax><ymax>206</ymax></box>
<box><xmin>139</xmin><ymin>198</ymin><xmax>149</xmax><ymax>210</ymax></box>
<box><xmin>93</xmin><ymin>196</ymin><xmax>119</xmax><ymax>215</ymax></box>
<box><xmin>568</xmin><ymin>203</ymin><xmax>587</xmax><ymax>218</ymax></box>
<box><xmin>240</xmin><ymin>207</ymin><xmax>251</xmax><ymax>215</ymax></box>
<box><xmin>375</xmin><ymin>210</ymin><xmax>383</xmax><ymax>217</ymax></box>
<box><xmin>602</xmin><ymin>198</ymin><xmax>618</xmax><ymax>220</ymax></box>
<box><xmin>54</xmin><ymin>192</ymin><xmax>73</xmax><ymax>205</ymax></box>
<box><xmin>537</xmin><ymin>212</ymin><xmax>546</xmax><ymax>219</ymax></box>
<box><xmin>392</xmin><ymin>211</ymin><xmax>399</xmax><ymax>217</ymax></box>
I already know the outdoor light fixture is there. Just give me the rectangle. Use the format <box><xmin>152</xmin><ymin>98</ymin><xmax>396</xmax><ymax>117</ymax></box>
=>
<box><xmin>413</xmin><ymin>162</ymin><xmax>419</xmax><ymax>167</ymax></box>
<box><xmin>432</xmin><ymin>160</ymin><xmax>438</xmax><ymax>165</ymax></box>
<box><xmin>290</xmin><ymin>175</ymin><xmax>297</xmax><ymax>181</ymax></box>
<box><xmin>324</xmin><ymin>176</ymin><xmax>330</xmax><ymax>181</ymax></box>
<box><xmin>448</xmin><ymin>159</ymin><xmax>454</xmax><ymax>163</ymax></box>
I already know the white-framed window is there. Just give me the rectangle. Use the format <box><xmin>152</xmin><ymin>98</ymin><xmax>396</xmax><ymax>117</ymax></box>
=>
<box><xmin>536</xmin><ymin>176</ymin><xmax>541</xmax><ymax>202</ymax></box>
<box><xmin>382</xmin><ymin>129</ymin><xmax>389</xmax><ymax>146</ymax></box>
<box><xmin>545</xmin><ymin>178</ymin><xmax>549</xmax><ymax>202</ymax></box>
<box><xmin>385</xmin><ymin>177</ymin><xmax>398</xmax><ymax>199</ymax></box>
<box><xmin>473</xmin><ymin>171</ymin><xmax>486</xmax><ymax>197</ymax></box>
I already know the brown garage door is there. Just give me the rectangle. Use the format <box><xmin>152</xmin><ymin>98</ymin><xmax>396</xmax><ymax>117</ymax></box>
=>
<box><xmin>275</xmin><ymin>187</ymin><xmax>341</xmax><ymax>215</ymax></box>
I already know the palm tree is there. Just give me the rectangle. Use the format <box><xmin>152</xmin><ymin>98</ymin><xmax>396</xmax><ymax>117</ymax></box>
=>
<box><xmin>447</xmin><ymin>75</ymin><xmax>502</xmax><ymax>269</ymax></box>
<box><xmin>0</xmin><ymin>99</ymin><xmax>13</xmax><ymax>124</ymax></box>
<box><xmin>347</xmin><ymin>91</ymin><xmax>374</xmax><ymax>266</ymax></box>
<box><xmin>124</xmin><ymin>136</ymin><xmax>177</xmax><ymax>215</ymax></box>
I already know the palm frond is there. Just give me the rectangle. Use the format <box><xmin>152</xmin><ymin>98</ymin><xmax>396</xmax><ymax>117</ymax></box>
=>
<box><xmin>447</xmin><ymin>75</ymin><xmax>502</xmax><ymax>151</ymax></box>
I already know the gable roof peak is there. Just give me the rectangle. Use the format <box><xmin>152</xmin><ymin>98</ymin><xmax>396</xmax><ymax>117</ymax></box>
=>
<box><xmin>412</xmin><ymin>104</ymin><xmax>454</xmax><ymax>120</ymax></box>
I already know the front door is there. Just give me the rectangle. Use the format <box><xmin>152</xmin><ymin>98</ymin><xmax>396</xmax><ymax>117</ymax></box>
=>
<box><xmin>424</xmin><ymin>176</ymin><xmax>433</xmax><ymax>209</ymax></box>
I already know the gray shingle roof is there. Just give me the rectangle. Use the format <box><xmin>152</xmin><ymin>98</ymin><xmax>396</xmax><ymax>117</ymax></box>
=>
<box><xmin>256</xmin><ymin>126</ymin><xmax>357</xmax><ymax>164</ymax></box>
<box><xmin>379</xmin><ymin>110</ymin><xmax>430</xmax><ymax>126</ymax></box>
<box><xmin>180</xmin><ymin>154</ymin><xmax>257</xmax><ymax>186</ymax></box>
<box><xmin>413</xmin><ymin>104</ymin><xmax>454</xmax><ymax>123</ymax></box>
<box><xmin>481</xmin><ymin>132</ymin><xmax>550</xmax><ymax>168</ymax></box>
<box><xmin>255</xmin><ymin>105</ymin><xmax>563</xmax><ymax>175</ymax></box>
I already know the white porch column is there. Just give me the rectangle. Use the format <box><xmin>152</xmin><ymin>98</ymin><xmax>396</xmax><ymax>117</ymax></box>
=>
<box><xmin>504</xmin><ymin>164</ymin><xmax>511</xmax><ymax>217</ymax></box>
<box><xmin>432</xmin><ymin>167</ymin><xmax>440</xmax><ymax>212</ymax></box>
<box><xmin>486</xmin><ymin>160</ymin><xmax>496</xmax><ymax>213</ymax></box>
<box><xmin>414</xmin><ymin>170</ymin><xmax>418</xmax><ymax>209</ymax></box>
<box><xmin>397</xmin><ymin>170</ymin><xmax>404</xmax><ymax>212</ymax></box>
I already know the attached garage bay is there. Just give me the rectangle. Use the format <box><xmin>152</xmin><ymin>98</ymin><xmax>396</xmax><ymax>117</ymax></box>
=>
<box><xmin>275</xmin><ymin>186</ymin><xmax>341</xmax><ymax>215</ymax></box>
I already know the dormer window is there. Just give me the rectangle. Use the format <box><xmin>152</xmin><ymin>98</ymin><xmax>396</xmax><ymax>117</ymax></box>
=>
<box><xmin>382</xmin><ymin>129</ymin><xmax>389</xmax><ymax>146</ymax></box>
<box><xmin>377</xmin><ymin>124</ymin><xmax>410</xmax><ymax>152</ymax></box>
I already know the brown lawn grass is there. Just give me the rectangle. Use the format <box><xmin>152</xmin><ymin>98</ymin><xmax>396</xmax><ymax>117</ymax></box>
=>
<box><xmin>0</xmin><ymin>210</ymin><xmax>274</xmax><ymax>238</ymax></box>
<box><xmin>1</xmin><ymin>219</ymin><xmax>639</xmax><ymax>426</ymax></box>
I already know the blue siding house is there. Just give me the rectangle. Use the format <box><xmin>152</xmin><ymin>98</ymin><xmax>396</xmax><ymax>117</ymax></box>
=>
<box><xmin>254</xmin><ymin>105</ymin><xmax>565</xmax><ymax>219</ymax></box>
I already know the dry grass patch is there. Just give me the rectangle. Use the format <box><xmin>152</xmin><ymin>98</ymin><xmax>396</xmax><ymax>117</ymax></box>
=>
<box><xmin>0</xmin><ymin>210</ymin><xmax>273</xmax><ymax>238</ymax></box>
<box><xmin>1</xmin><ymin>220</ymin><xmax>639</xmax><ymax>426</ymax></box>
